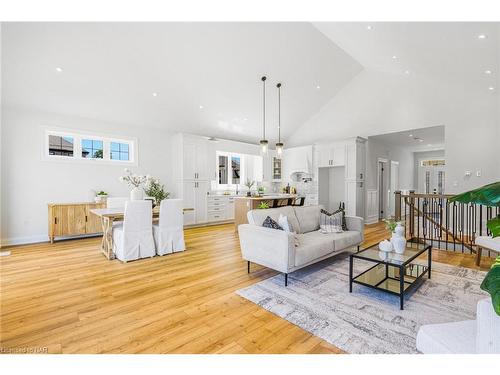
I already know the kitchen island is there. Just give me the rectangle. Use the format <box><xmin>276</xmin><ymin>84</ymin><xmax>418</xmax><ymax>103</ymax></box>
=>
<box><xmin>234</xmin><ymin>194</ymin><xmax>304</xmax><ymax>231</ymax></box>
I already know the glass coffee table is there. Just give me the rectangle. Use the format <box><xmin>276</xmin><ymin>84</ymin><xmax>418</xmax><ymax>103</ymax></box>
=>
<box><xmin>349</xmin><ymin>240</ymin><xmax>432</xmax><ymax>310</ymax></box>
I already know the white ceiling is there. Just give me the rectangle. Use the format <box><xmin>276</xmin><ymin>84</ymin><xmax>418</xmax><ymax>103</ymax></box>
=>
<box><xmin>368</xmin><ymin>125</ymin><xmax>445</xmax><ymax>152</ymax></box>
<box><xmin>2</xmin><ymin>22</ymin><xmax>498</xmax><ymax>146</ymax></box>
<box><xmin>313</xmin><ymin>22</ymin><xmax>500</xmax><ymax>93</ymax></box>
<box><xmin>1</xmin><ymin>22</ymin><xmax>362</xmax><ymax>144</ymax></box>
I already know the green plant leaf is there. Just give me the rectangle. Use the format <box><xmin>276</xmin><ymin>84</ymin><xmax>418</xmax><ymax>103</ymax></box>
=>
<box><xmin>487</xmin><ymin>215</ymin><xmax>500</xmax><ymax>238</ymax></box>
<box><xmin>448</xmin><ymin>181</ymin><xmax>500</xmax><ymax>207</ymax></box>
<box><xmin>480</xmin><ymin>257</ymin><xmax>500</xmax><ymax>316</ymax></box>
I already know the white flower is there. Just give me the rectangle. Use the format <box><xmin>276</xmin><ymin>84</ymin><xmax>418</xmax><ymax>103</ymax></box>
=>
<box><xmin>119</xmin><ymin>176</ymin><xmax>125</xmax><ymax>182</ymax></box>
<box><xmin>146</xmin><ymin>174</ymin><xmax>152</xmax><ymax>180</ymax></box>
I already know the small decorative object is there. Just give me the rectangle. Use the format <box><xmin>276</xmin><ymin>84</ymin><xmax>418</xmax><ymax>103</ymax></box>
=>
<box><xmin>257</xmin><ymin>201</ymin><xmax>270</xmax><ymax>209</ymax></box>
<box><xmin>94</xmin><ymin>190</ymin><xmax>108</xmax><ymax>203</ymax></box>
<box><xmin>144</xmin><ymin>178</ymin><xmax>170</xmax><ymax>207</ymax></box>
<box><xmin>480</xmin><ymin>256</ymin><xmax>500</xmax><ymax>316</ymax></box>
<box><xmin>119</xmin><ymin>168</ymin><xmax>151</xmax><ymax>201</ymax></box>
<box><xmin>391</xmin><ymin>223</ymin><xmax>407</xmax><ymax>254</ymax></box>
<box><xmin>257</xmin><ymin>186</ymin><xmax>265</xmax><ymax>196</ymax></box>
<box><xmin>245</xmin><ymin>179</ymin><xmax>255</xmax><ymax>197</ymax></box>
<box><xmin>378</xmin><ymin>239</ymin><xmax>393</xmax><ymax>252</ymax></box>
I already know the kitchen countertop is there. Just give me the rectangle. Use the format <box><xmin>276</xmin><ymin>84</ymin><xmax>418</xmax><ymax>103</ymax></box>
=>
<box><xmin>233</xmin><ymin>194</ymin><xmax>301</xmax><ymax>200</ymax></box>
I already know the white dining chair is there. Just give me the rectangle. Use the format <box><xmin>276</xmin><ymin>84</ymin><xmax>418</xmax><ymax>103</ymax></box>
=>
<box><xmin>106</xmin><ymin>197</ymin><xmax>129</xmax><ymax>209</ymax></box>
<box><xmin>153</xmin><ymin>199</ymin><xmax>186</xmax><ymax>255</ymax></box>
<box><xmin>112</xmin><ymin>200</ymin><xmax>156</xmax><ymax>262</ymax></box>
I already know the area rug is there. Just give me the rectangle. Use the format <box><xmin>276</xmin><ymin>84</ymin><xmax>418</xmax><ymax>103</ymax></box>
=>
<box><xmin>236</xmin><ymin>253</ymin><xmax>488</xmax><ymax>353</ymax></box>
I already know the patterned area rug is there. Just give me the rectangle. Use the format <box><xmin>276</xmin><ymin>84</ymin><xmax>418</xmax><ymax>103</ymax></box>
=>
<box><xmin>237</xmin><ymin>253</ymin><xmax>488</xmax><ymax>353</ymax></box>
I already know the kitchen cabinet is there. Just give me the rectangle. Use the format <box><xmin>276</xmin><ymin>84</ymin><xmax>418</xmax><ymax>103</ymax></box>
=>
<box><xmin>206</xmin><ymin>195</ymin><xmax>235</xmax><ymax>223</ymax></box>
<box><xmin>181</xmin><ymin>181</ymin><xmax>208</xmax><ymax>225</ymax></box>
<box><xmin>182</xmin><ymin>136</ymin><xmax>208</xmax><ymax>181</ymax></box>
<box><xmin>282</xmin><ymin>145</ymin><xmax>313</xmax><ymax>182</ymax></box>
<box><xmin>317</xmin><ymin>143</ymin><xmax>345</xmax><ymax>168</ymax></box>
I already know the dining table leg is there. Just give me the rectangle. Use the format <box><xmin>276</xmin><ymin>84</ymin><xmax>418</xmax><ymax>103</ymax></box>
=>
<box><xmin>100</xmin><ymin>216</ymin><xmax>115</xmax><ymax>260</ymax></box>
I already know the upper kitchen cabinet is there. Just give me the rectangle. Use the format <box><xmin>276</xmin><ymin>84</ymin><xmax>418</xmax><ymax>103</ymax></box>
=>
<box><xmin>316</xmin><ymin>143</ymin><xmax>346</xmax><ymax>168</ymax></box>
<box><xmin>174</xmin><ymin>134</ymin><xmax>209</xmax><ymax>181</ymax></box>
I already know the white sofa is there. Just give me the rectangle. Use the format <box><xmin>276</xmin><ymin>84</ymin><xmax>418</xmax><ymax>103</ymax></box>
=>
<box><xmin>416</xmin><ymin>297</ymin><xmax>500</xmax><ymax>354</ymax></box>
<box><xmin>238</xmin><ymin>205</ymin><xmax>364</xmax><ymax>286</ymax></box>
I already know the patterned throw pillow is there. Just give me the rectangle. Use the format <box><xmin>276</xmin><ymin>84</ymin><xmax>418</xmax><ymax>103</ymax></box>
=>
<box><xmin>320</xmin><ymin>208</ymin><xmax>344</xmax><ymax>233</ymax></box>
<box><xmin>262</xmin><ymin>216</ymin><xmax>283</xmax><ymax>230</ymax></box>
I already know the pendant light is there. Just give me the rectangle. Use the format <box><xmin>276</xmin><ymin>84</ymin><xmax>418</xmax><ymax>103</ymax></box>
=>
<box><xmin>259</xmin><ymin>76</ymin><xmax>268</xmax><ymax>156</ymax></box>
<box><xmin>275</xmin><ymin>82</ymin><xmax>284</xmax><ymax>158</ymax></box>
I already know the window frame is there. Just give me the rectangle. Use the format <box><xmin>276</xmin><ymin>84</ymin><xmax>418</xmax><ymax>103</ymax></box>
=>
<box><xmin>216</xmin><ymin>151</ymin><xmax>245</xmax><ymax>189</ymax></box>
<box><xmin>42</xmin><ymin>127</ymin><xmax>137</xmax><ymax>166</ymax></box>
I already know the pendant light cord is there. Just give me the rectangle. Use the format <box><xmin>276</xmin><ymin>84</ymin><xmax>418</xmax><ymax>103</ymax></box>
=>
<box><xmin>262</xmin><ymin>76</ymin><xmax>266</xmax><ymax>139</ymax></box>
<box><xmin>277</xmin><ymin>83</ymin><xmax>281</xmax><ymax>142</ymax></box>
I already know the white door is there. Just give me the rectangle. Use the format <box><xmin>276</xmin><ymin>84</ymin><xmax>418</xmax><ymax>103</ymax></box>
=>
<box><xmin>182</xmin><ymin>181</ymin><xmax>196</xmax><ymax>225</ymax></box>
<box><xmin>195</xmin><ymin>140</ymin><xmax>208</xmax><ymax>180</ymax></box>
<box><xmin>419</xmin><ymin>166</ymin><xmax>446</xmax><ymax>194</ymax></box>
<box><xmin>317</xmin><ymin>144</ymin><xmax>332</xmax><ymax>168</ymax></box>
<box><xmin>389</xmin><ymin>161</ymin><xmax>399</xmax><ymax>217</ymax></box>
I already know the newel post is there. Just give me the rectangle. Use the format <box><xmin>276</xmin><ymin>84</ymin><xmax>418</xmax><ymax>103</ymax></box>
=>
<box><xmin>395</xmin><ymin>191</ymin><xmax>402</xmax><ymax>222</ymax></box>
<box><xmin>409</xmin><ymin>190</ymin><xmax>415</xmax><ymax>237</ymax></box>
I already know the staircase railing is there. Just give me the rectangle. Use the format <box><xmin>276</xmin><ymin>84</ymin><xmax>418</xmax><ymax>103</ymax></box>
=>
<box><xmin>395</xmin><ymin>190</ymin><xmax>499</xmax><ymax>257</ymax></box>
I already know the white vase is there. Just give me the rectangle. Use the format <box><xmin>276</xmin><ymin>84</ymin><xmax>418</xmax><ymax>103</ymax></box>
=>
<box><xmin>391</xmin><ymin>223</ymin><xmax>407</xmax><ymax>254</ymax></box>
<box><xmin>130</xmin><ymin>187</ymin><xmax>143</xmax><ymax>201</ymax></box>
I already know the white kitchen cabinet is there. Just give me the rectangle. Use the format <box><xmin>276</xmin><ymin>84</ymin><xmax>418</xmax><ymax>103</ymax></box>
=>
<box><xmin>183</xmin><ymin>136</ymin><xmax>208</xmax><ymax>181</ymax></box>
<box><xmin>282</xmin><ymin>145</ymin><xmax>313</xmax><ymax>182</ymax></box>
<box><xmin>206</xmin><ymin>195</ymin><xmax>235</xmax><ymax>223</ymax></box>
<box><xmin>344</xmin><ymin>138</ymin><xmax>366</xmax><ymax>217</ymax></box>
<box><xmin>317</xmin><ymin>143</ymin><xmax>345</xmax><ymax>167</ymax></box>
<box><xmin>182</xmin><ymin>180</ymin><xmax>208</xmax><ymax>225</ymax></box>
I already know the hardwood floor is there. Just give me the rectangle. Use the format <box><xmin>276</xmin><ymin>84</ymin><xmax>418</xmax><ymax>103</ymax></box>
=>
<box><xmin>0</xmin><ymin>222</ymin><xmax>493</xmax><ymax>354</ymax></box>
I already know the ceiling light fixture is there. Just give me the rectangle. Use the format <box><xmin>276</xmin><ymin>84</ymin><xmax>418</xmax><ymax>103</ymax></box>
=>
<box><xmin>405</xmin><ymin>70</ymin><xmax>411</xmax><ymax>75</ymax></box>
<box><xmin>419</xmin><ymin>139</ymin><xmax>424</xmax><ymax>142</ymax></box>
<box><xmin>316</xmin><ymin>85</ymin><xmax>321</xmax><ymax>89</ymax></box>
<box><xmin>366</xmin><ymin>25</ymin><xmax>372</xmax><ymax>30</ymax></box>
<box><xmin>152</xmin><ymin>92</ymin><xmax>158</xmax><ymax>97</ymax></box>
<box><xmin>488</xmin><ymin>87</ymin><xmax>495</xmax><ymax>91</ymax></box>
<box><xmin>478</xmin><ymin>34</ymin><xmax>487</xmax><ymax>39</ymax></box>
<box><xmin>259</xmin><ymin>76</ymin><xmax>268</xmax><ymax>156</ymax></box>
<box><xmin>485</xmin><ymin>70</ymin><xmax>492</xmax><ymax>74</ymax></box>
<box><xmin>199</xmin><ymin>105</ymin><xmax>204</xmax><ymax>109</ymax></box>
<box><xmin>409</xmin><ymin>134</ymin><xmax>413</xmax><ymax>137</ymax></box>
<box><xmin>55</xmin><ymin>67</ymin><xmax>63</xmax><ymax>72</ymax></box>
<box><xmin>275</xmin><ymin>83</ymin><xmax>284</xmax><ymax>158</ymax></box>
<box><xmin>392</xmin><ymin>55</ymin><xmax>398</xmax><ymax>60</ymax></box>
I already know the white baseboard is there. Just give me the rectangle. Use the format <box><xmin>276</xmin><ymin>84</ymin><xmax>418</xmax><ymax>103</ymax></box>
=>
<box><xmin>365</xmin><ymin>215</ymin><xmax>379</xmax><ymax>225</ymax></box>
<box><xmin>1</xmin><ymin>234</ymin><xmax>49</xmax><ymax>248</ymax></box>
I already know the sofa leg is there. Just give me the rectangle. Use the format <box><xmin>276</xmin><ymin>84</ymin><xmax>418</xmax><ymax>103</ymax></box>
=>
<box><xmin>247</xmin><ymin>261</ymin><xmax>250</xmax><ymax>274</ymax></box>
<box><xmin>285</xmin><ymin>273</ymin><xmax>288</xmax><ymax>287</ymax></box>
<box><xmin>476</xmin><ymin>247</ymin><xmax>482</xmax><ymax>267</ymax></box>
<box><xmin>357</xmin><ymin>245</ymin><xmax>360</xmax><ymax>252</ymax></box>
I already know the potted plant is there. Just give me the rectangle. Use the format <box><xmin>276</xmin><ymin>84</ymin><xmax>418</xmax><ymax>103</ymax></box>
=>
<box><xmin>245</xmin><ymin>179</ymin><xmax>255</xmax><ymax>197</ymax></box>
<box><xmin>94</xmin><ymin>190</ymin><xmax>108</xmax><ymax>203</ymax></box>
<box><xmin>257</xmin><ymin>201</ymin><xmax>270</xmax><ymax>209</ymax></box>
<box><xmin>257</xmin><ymin>186</ymin><xmax>265</xmax><ymax>197</ymax></box>
<box><xmin>119</xmin><ymin>168</ymin><xmax>151</xmax><ymax>200</ymax></box>
<box><xmin>144</xmin><ymin>178</ymin><xmax>170</xmax><ymax>207</ymax></box>
<box><xmin>481</xmin><ymin>256</ymin><xmax>500</xmax><ymax>316</ymax></box>
<box><xmin>382</xmin><ymin>217</ymin><xmax>406</xmax><ymax>254</ymax></box>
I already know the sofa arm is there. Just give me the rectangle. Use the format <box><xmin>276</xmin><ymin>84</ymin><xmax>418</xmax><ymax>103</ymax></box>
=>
<box><xmin>345</xmin><ymin>216</ymin><xmax>364</xmax><ymax>242</ymax></box>
<box><xmin>476</xmin><ymin>297</ymin><xmax>500</xmax><ymax>353</ymax></box>
<box><xmin>238</xmin><ymin>224</ymin><xmax>295</xmax><ymax>273</ymax></box>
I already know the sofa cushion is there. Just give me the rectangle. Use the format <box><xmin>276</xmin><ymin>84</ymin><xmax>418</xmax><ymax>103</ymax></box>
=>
<box><xmin>247</xmin><ymin>206</ymin><xmax>300</xmax><ymax>233</ymax></box>
<box><xmin>294</xmin><ymin>231</ymin><xmax>336</xmax><ymax>266</ymax></box>
<box><xmin>331</xmin><ymin>231</ymin><xmax>362</xmax><ymax>251</ymax></box>
<box><xmin>262</xmin><ymin>216</ymin><xmax>283</xmax><ymax>230</ymax></box>
<box><xmin>293</xmin><ymin>205</ymin><xmax>322</xmax><ymax>233</ymax></box>
<box><xmin>475</xmin><ymin>236</ymin><xmax>500</xmax><ymax>252</ymax></box>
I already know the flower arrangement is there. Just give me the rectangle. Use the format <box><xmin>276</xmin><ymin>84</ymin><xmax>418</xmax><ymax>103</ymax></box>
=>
<box><xmin>144</xmin><ymin>178</ymin><xmax>170</xmax><ymax>206</ymax></box>
<box><xmin>245</xmin><ymin>179</ymin><xmax>255</xmax><ymax>197</ymax></box>
<box><xmin>382</xmin><ymin>217</ymin><xmax>405</xmax><ymax>233</ymax></box>
<box><xmin>119</xmin><ymin>168</ymin><xmax>151</xmax><ymax>188</ymax></box>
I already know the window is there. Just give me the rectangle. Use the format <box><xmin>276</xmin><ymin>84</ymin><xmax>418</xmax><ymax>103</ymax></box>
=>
<box><xmin>110</xmin><ymin>142</ymin><xmax>130</xmax><ymax>161</ymax></box>
<box><xmin>421</xmin><ymin>159</ymin><xmax>445</xmax><ymax>167</ymax></box>
<box><xmin>49</xmin><ymin>135</ymin><xmax>74</xmax><ymax>156</ymax></box>
<box><xmin>82</xmin><ymin>139</ymin><xmax>103</xmax><ymax>159</ymax></box>
<box><xmin>45</xmin><ymin>129</ymin><xmax>135</xmax><ymax>164</ymax></box>
<box><xmin>216</xmin><ymin>151</ymin><xmax>244</xmax><ymax>187</ymax></box>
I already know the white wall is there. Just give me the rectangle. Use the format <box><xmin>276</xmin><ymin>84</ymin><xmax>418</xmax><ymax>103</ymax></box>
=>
<box><xmin>1</xmin><ymin>107</ymin><xmax>176</xmax><ymax>246</ymax></box>
<box><xmin>287</xmin><ymin>69</ymin><xmax>500</xmax><ymax>194</ymax></box>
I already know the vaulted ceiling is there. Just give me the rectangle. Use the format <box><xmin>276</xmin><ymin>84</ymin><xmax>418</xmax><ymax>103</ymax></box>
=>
<box><xmin>2</xmin><ymin>22</ymin><xmax>499</xmax><ymax>145</ymax></box>
<box><xmin>1</xmin><ymin>22</ymin><xmax>362</xmax><ymax>144</ymax></box>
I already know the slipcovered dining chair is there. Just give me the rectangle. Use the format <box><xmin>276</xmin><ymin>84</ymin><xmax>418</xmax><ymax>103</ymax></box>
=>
<box><xmin>152</xmin><ymin>199</ymin><xmax>185</xmax><ymax>255</ymax></box>
<box><xmin>106</xmin><ymin>197</ymin><xmax>129</xmax><ymax>209</ymax></box>
<box><xmin>112</xmin><ymin>200</ymin><xmax>155</xmax><ymax>262</ymax></box>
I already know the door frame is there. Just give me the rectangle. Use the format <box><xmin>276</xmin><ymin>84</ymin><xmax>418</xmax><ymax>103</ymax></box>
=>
<box><xmin>389</xmin><ymin>160</ymin><xmax>400</xmax><ymax>217</ymax></box>
<box><xmin>377</xmin><ymin>158</ymin><xmax>388</xmax><ymax>220</ymax></box>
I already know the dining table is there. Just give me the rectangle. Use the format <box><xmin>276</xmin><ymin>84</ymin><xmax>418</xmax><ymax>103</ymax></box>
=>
<box><xmin>90</xmin><ymin>206</ymin><xmax>192</xmax><ymax>260</ymax></box>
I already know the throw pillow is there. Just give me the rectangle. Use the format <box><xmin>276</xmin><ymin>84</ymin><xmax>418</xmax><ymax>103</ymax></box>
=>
<box><xmin>320</xmin><ymin>208</ymin><xmax>343</xmax><ymax>233</ymax></box>
<box><xmin>262</xmin><ymin>216</ymin><xmax>283</xmax><ymax>231</ymax></box>
<box><xmin>278</xmin><ymin>214</ymin><xmax>292</xmax><ymax>232</ymax></box>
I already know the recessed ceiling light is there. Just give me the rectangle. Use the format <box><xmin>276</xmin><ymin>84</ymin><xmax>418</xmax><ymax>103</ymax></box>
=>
<box><xmin>152</xmin><ymin>92</ymin><xmax>158</xmax><ymax>97</ymax></box>
<box><xmin>478</xmin><ymin>34</ymin><xmax>487</xmax><ymax>39</ymax></box>
<box><xmin>409</xmin><ymin>134</ymin><xmax>413</xmax><ymax>137</ymax></box>
<box><xmin>55</xmin><ymin>67</ymin><xmax>63</xmax><ymax>72</ymax></box>
<box><xmin>199</xmin><ymin>105</ymin><xmax>204</xmax><ymax>109</ymax></box>
<box><xmin>243</xmin><ymin>118</ymin><xmax>248</xmax><ymax>121</ymax></box>
<box><xmin>366</xmin><ymin>25</ymin><xmax>372</xmax><ymax>30</ymax></box>
<box><xmin>488</xmin><ymin>87</ymin><xmax>495</xmax><ymax>91</ymax></box>
<box><xmin>392</xmin><ymin>55</ymin><xmax>398</xmax><ymax>60</ymax></box>
<box><xmin>419</xmin><ymin>139</ymin><xmax>424</xmax><ymax>142</ymax></box>
<box><xmin>404</xmin><ymin>70</ymin><xmax>410</xmax><ymax>75</ymax></box>
<box><xmin>485</xmin><ymin>70</ymin><xmax>492</xmax><ymax>74</ymax></box>
<box><xmin>316</xmin><ymin>85</ymin><xmax>321</xmax><ymax>89</ymax></box>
